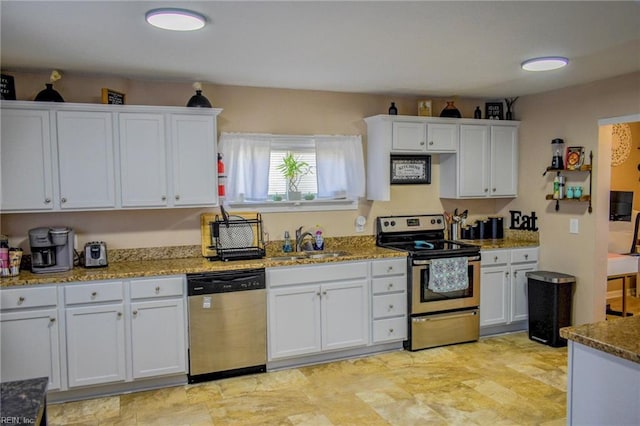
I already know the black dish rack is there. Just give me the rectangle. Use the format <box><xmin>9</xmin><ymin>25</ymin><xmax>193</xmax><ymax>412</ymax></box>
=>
<box><xmin>208</xmin><ymin>213</ymin><xmax>265</xmax><ymax>261</ymax></box>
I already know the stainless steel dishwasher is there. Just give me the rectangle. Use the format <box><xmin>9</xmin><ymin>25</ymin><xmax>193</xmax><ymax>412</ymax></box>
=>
<box><xmin>187</xmin><ymin>268</ymin><xmax>266</xmax><ymax>383</ymax></box>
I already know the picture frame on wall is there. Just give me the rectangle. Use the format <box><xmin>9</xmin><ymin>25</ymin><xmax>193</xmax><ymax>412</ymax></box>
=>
<box><xmin>418</xmin><ymin>100</ymin><xmax>432</xmax><ymax>117</ymax></box>
<box><xmin>101</xmin><ymin>88</ymin><xmax>125</xmax><ymax>105</ymax></box>
<box><xmin>565</xmin><ymin>146</ymin><xmax>585</xmax><ymax>170</ymax></box>
<box><xmin>390</xmin><ymin>154</ymin><xmax>431</xmax><ymax>184</ymax></box>
<box><xmin>1</xmin><ymin>74</ymin><xmax>16</xmax><ymax>100</ymax></box>
<box><xmin>485</xmin><ymin>102</ymin><xmax>504</xmax><ymax>120</ymax></box>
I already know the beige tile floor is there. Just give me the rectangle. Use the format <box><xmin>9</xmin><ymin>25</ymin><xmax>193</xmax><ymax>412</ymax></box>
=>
<box><xmin>48</xmin><ymin>332</ymin><xmax>568</xmax><ymax>425</ymax></box>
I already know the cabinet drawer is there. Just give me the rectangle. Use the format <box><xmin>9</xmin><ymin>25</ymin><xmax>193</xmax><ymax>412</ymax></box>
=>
<box><xmin>510</xmin><ymin>248</ymin><xmax>538</xmax><ymax>264</ymax></box>
<box><xmin>1</xmin><ymin>286</ymin><xmax>57</xmax><ymax>309</ymax></box>
<box><xmin>130</xmin><ymin>276</ymin><xmax>184</xmax><ymax>300</ymax></box>
<box><xmin>372</xmin><ymin>317</ymin><xmax>407</xmax><ymax>343</ymax></box>
<box><xmin>371</xmin><ymin>277</ymin><xmax>406</xmax><ymax>295</ymax></box>
<box><xmin>65</xmin><ymin>281</ymin><xmax>123</xmax><ymax>305</ymax></box>
<box><xmin>268</xmin><ymin>261</ymin><xmax>367</xmax><ymax>287</ymax></box>
<box><xmin>481</xmin><ymin>250</ymin><xmax>509</xmax><ymax>266</ymax></box>
<box><xmin>372</xmin><ymin>293</ymin><xmax>407</xmax><ymax>319</ymax></box>
<box><xmin>371</xmin><ymin>258</ymin><xmax>407</xmax><ymax>277</ymax></box>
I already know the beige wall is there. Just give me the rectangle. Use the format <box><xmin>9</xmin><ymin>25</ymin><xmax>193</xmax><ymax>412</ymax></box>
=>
<box><xmin>610</xmin><ymin>121</ymin><xmax>640</xmax><ymax>210</ymax></box>
<box><xmin>2</xmin><ymin>70</ymin><xmax>487</xmax><ymax>249</ymax></box>
<box><xmin>3</xmin><ymin>69</ymin><xmax>640</xmax><ymax>326</ymax></box>
<box><xmin>499</xmin><ymin>72</ymin><xmax>640</xmax><ymax>325</ymax></box>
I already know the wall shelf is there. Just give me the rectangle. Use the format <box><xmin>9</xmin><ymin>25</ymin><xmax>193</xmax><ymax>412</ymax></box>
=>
<box><xmin>543</xmin><ymin>151</ymin><xmax>593</xmax><ymax>213</ymax></box>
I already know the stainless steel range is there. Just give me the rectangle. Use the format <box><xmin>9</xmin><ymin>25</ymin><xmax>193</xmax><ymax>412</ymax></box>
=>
<box><xmin>376</xmin><ymin>214</ymin><xmax>481</xmax><ymax>351</ymax></box>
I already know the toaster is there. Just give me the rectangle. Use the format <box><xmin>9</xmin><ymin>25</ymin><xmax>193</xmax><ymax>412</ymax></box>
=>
<box><xmin>84</xmin><ymin>241</ymin><xmax>108</xmax><ymax>268</ymax></box>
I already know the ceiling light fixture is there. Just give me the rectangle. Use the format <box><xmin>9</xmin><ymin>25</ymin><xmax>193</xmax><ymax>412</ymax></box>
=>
<box><xmin>145</xmin><ymin>8</ymin><xmax>206</xmax><ymax>31</ymax></box>
<box><xmin>521</xmin><ymin>56</ymin><xmax>569</xmax><ymax>72</ymax></box>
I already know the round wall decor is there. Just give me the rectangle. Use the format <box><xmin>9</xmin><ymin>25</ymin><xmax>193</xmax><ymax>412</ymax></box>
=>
<box><xmin>611</xmin><ymin>123</ymin><xmax>632</xmax><ymax>166</ymax></box>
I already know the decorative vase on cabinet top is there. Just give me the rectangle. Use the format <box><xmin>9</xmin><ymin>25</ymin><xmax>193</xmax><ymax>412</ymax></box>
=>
<box><xmin>440</xmin><ymin>101</ymin><xmax>461</xmax><ymax>118</ymax></box>
<box><xmin>186</xmin><ymin>90</ymin><xmax>212</xmax><ymax>108</ymax></box>
<box><xmin>34</xmin><ymin>83</ymin><xmax>64</xmax><ymax>102</ymax></box>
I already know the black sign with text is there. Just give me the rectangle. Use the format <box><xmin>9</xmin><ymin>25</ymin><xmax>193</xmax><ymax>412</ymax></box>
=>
<box><xmin>509</xmin><ymin>210</ymin><xmax>538</xmax><ymax>231</ymax></box>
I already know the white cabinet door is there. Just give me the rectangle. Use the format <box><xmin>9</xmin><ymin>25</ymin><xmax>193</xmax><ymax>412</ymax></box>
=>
<box><xmin>426</xmin><ymin>122</ymin><xmax>457</xmax><ymax>152</ymax></box>
<box><xmin>170</xmin><ymin>114</ymin><xmax>217</xmax><ymax>206</ymax></box>
<box><xmin>119</xmin><ymin>113</ymin><xmax>168</xmax><ymax>207</ymax></box>
<box><xmin>392</xmin><ymin>121</ymin><xmax>426</xmax><ymax>151</ymax></box>
<box><xmin>458</xmin><ymin>125</ymin><xmax>490</xmax><ymax>197</ymax></box>
<box><xmin>268</xmin><ymin>285</ymin><xmax>321</xmax><ymax>360</ymax></box>
<box><xmin>56</xmin><ymin>111</ymin><xmax>115</xmax><ymax>209</ymax></box>
<box><xmin>479</xmin><ymin>266</ymin><xmax>509</xmax><ymax>327</ymax></box>
<box><xmin>491</xmin><ymin>126</ymin><xmax>518</xmax><ymax>197</ymax></box>
<box><xmin>130</xmin><ymin>299</ymin><xmax>186</xmax><ymax>379</ymax></box>
<box><xmin>0</xmin><ymin>109</ymin><xmax>54</xmax><ymax>211</ymax></box>
<box><xmin>65</xmin><ymin>303</ymin><xmax>126</xmax><ymax>387</ymax></box>
<box><xmin>510</xmin><ymin>263</ymin><xmax>537</xmax><ymax>323</ymax></box>
<box><xmin>321</xmin><ymin>280</ymin><xmax>369</xmax><ymax>351</ymax></box>
<box><xmin>0</xmin><ymin>309</ymin><xmax>61</xmax><ymax>390</ymax></box>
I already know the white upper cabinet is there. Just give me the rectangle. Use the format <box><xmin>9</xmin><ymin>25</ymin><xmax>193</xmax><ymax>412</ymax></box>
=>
<box><xmin>0</xmin><ymin>102</ymin><xmax>222</xmax><ymax>212</ymax></box>
<box><xmin>57</xmin><ymin>110</ymin><xmax>116</xmax><ymax>209</ymax></box>
<box><xmin>119</xmin><ymin>113</ymin><xmax>168</xmax><ymax>208</ymax></box>
<box><xmin>170</xmin><ymin>114</ymin><xmax>218</xmax><ymax>207</ymax></box>
<box><xmin>440</xmin><ymin>122</ymin><xmax>519</xmax><ymax>199</ymax></box>
<box><xmin>0</xmin><ymin>108</ymin><xmax>54</xmax><ymax>211</ymax></box>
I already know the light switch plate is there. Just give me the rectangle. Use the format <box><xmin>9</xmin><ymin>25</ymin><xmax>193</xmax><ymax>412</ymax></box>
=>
<box><xmin>569</xmin><ymin>218</ymin><xmax>579</xmax><ymax>234</ymax></box>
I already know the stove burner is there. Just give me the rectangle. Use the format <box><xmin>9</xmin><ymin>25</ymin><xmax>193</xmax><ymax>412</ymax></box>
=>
<box><xmin>414</xmin><ymin>241</ymin><xmax>434</xmax><ymax>249</ymax></box>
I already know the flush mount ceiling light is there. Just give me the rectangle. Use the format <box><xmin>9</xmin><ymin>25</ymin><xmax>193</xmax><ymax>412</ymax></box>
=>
<box><xmin>521</xmin><ymin>56</ymin><xmax>569</xmax><ymax>72</ymax></box>
<box><xmin>145</xmin><ymin>8</ymin><xmax>206</xmax><ymax>31</ymax></box>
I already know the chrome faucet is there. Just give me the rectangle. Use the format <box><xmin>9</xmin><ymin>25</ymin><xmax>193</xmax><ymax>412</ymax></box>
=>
<box><xmin>295</xmin><ymin>226</ymin><xmax>314</xmax><ymax>252</ymax></box>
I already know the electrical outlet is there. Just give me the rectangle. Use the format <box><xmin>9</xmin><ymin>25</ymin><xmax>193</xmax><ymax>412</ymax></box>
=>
<box><xmin>569</xmin><ymin>218</ymin><xmax>579</xmax><ymax>234</ymax></box>
<box><xmin>355</xmin><ymin>215</ymin><xmax>366</xmax><ymax>233</ymax></box>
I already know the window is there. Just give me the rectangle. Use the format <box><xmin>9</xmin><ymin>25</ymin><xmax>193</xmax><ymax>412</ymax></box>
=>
<box><xmin>218</xmin><ymin>133</ymin><xmax>365</xmax><ymax>211</ymax></box>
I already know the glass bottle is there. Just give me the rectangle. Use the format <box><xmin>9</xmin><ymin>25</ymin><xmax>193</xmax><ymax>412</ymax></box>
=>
<box><xmin>388</xmin><ymin>102</ymin><xmax>398</xmax><ymax>115</ymax></box>
<box><xmin>474</xmin><ymin>107</ymin><xmax>481</xmax><ymax>119</ymax></box>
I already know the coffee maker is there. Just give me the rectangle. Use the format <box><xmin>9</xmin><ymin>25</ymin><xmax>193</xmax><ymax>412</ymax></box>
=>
<box><xmin>29</xmin><ymin>227</ymin><xmax>75</xmax><ymax>273</ymax></box>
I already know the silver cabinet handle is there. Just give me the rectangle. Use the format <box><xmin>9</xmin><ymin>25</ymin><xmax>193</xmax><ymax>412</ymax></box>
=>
<box><xmin>387</xmin><ymin>266</ymin><xmax>394</xmax><ymax>272</ymax></box>
<box><xmin>524</xmin><ymin>254</ymin><xmax>529</xmax><ymax>260</ymax></box>
<box><xmin>316</xmin><ymin>291</ymin><xmax>321</xmax><ymax>297</ymax></box>
<box><xmin>161</xmin><ymin>196</ymin><xmax>167</xmax><ymax>201</ymax></box>
<box><xmin>155</xmin><ymin>286</ymin><xmax>160</xmax><ymax>293</ymax></box>
<box><xmin>117</xmin><ymin>312</ymin><xmax>122</xmax><ymax>317</ymax></box>
<box><xmin>514</xmin><ymin>271</ymin><xmax>518</xmax><ymax>277</ymax></box>
<box><xmin>420</xmin><ymin>141</ymin><xmax>426</xmax><ymax>146</ymax></box>
<box><xmin>388</xmin><ymin>304</ymin><xmax>394</xmax><ymax>310</ymax></box>
<box><xmin>322</xmin><ymin>291</ymin><xmax>327</xmax><ymax>296</ymax></box>
<box><xmin>91</xmin><ymin>291</ymin><xmax>97</xmax><ymax>297</ymax></box>
<box><xmin>61</xmin><ymin>197</ymin><xmax>67</xmax><ymax>203</ymax></box>
<box><xmin>49</xmin><ymin>318</ymin><xmax>56</xmax><ymax>323</ymax></box>
<box><xmin>44</xmin><ymin>198</ymin><xmax>51</xmax><ymax>204</ymax></box>
<box><xmin>428</xmin><ymin>141</ymin><xmax>433</xmax><ymax>145</ymax></box>
<box><xmin>133</xmin><ymin>310</ymin><xmax>138</xmax><ymax>315</ymax></box>
<box><xmin>175</xmin><ymin>195</ymin><xmax>180</xmax><ymax>200</ymax></box>
<box><xmin>387</xmin><ymin>283</ymin><xmax>394</xmax><ymax>290</ymax></box>
<box><xmin>484</xmin><ymin>188</ymin><xmax>488</xmax><ymax>193</ymax></box>
<box><xmin>492</xmin><ymin>188</ymin><xmax>496</xmax><ymax>192</ymax></box>
<box><xmin>506</xmin><ymin>271</ymin><xmax>510</xmax><ymax>277</ymax></box>
<box><xmin>18</xmin><ymin>296</ymin><xmax>25</xmax><ymax>303</ymax></box>
<box><xmin>494</xmin><ymin>256</ymin><xmax>498</xmax><ymax>262</ymax></box>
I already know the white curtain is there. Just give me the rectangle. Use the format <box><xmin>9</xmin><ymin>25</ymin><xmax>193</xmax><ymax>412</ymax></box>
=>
<box><xmin>315</xmin><ymin>135</ymin><xmax>365</xmax><ymax>199</ymax></box>
<box><xmin>219</xmin><ymin>132</ymin><xmax>365</xmax><ymax>202</ymax></box>
<box><xmin>218</xmin><ymin>133</ymin><xmax>271</xmax><ymax>201</ymax></box>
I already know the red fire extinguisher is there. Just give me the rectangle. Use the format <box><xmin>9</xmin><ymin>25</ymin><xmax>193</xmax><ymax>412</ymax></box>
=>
<box><xmin>217</xmin><ymin>153</ymin><xmax>226</xmax><ymax>199</ymax></box>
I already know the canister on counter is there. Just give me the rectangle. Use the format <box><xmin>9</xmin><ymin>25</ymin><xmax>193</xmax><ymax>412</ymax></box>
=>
<box><xmin>488</xmin><ymin>216</ymin><xmax>504</xmax><ymax>239</ymax></box>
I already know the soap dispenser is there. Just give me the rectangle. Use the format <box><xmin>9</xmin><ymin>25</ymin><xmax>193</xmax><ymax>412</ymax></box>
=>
<box><xmin>282</xmin><ymin>231</ymin><xmax>292</xmax><ymax>253</ymax></box>
<box><xmin>313</xmin><ymin>230</ymin><xmax>324</xmax><ymax>251</ymax></box>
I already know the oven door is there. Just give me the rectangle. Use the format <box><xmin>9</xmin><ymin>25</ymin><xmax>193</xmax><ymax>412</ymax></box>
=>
<box><xmin>411</xmin><ymin>256</ymin><xmax>480</xmax><ymax>314</ymax></box>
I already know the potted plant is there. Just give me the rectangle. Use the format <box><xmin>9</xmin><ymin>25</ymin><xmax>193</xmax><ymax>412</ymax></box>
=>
<box><xmin>276</xmin><ymin>153</ymin><xmax>311</xmax><ymax>201</ymax></box>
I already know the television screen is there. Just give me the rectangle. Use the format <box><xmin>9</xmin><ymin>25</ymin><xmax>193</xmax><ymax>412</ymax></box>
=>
<box><xmin>610</xmin><ymin>191</ymin><xmax>633</xmax><ymax>221</ymax></box>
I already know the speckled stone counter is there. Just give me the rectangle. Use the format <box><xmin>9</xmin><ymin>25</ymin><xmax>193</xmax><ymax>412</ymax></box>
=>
<box><xmin>0</xmin><ymin>377</ymin><xmax>48</xmax><ymax>425</ymax></box>
<box><xmin>460</xmin><ymin>229</ymin><xmax>539</xmax><ymax>250</ymax></box>
<box><xmin>1</xmin><ymin>237</ymin><xmax>405</xmax><ymax>287</ymax></box>
<box><xmin>560</xmin><ymin>316</ymin><xmax>640</xmax><ymax>364</ymax></box>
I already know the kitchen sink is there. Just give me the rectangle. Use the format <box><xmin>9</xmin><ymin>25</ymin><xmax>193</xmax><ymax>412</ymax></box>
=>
<box><xmin>268</xmin><ymin>251</ymin><xmax>349</xmax><ymax>261</ymax></box>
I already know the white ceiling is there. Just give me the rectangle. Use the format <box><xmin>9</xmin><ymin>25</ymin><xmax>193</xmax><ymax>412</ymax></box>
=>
<box><xmin>2</xmin><ymin>1</ymin><xmax>639</xmax><ymax>98</ymax></box>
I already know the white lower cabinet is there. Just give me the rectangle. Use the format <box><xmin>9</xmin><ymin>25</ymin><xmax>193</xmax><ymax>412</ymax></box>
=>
<box><xmin>0</xmin><ymin>286</ymin><xmax>61</xmax><ymax>390</ymax></box>
<box><xmin>66</xmin><ymin>302</ymin><xmax>126</xmax><ymax>387</ymax></box>
<box><xmin>130</xmin><ymin>276</ymin><xmax>186</xmax><ymax>379</ymax></box>
<box><xmin>370</xmin><ymin>258</ymin><xmax>407</xmax><ymax>343</ymax></box>
<box><xmin>64</xmin><ymin>281</ymin><xmax>126</xmax><ymax>387</ymax></box>
<box><xmin>480</xmin><ymin>248</ymin><xmax>539</xmax><ymax>335</ymax></box>
<box><xmin>267</xmin><ymin>262</ymin><xmax>369</xmax><ymax>360</ymax></box>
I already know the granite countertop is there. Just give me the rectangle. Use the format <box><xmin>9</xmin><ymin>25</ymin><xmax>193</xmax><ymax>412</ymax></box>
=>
<box><xmin>459</xmin><ymin>229</ymin><xmax>539</xmax><ymax>250</ymax></box>
<box><xmin>0</xmin><ymin>238</ymin><xmax>406</xmax><ymax>287</ymax></box>
<box><xmin>560</xmin><ymin>316</ymin><xmax>640</xmax><ymax>364</ymax></box>
<box><xmin>0</xmin><ymin>377</ymin><xmax>48</xmax><ymax>424</ymax></box>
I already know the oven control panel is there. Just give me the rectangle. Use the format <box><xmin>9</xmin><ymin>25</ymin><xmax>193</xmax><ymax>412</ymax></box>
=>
<box><xmin>377</xmin><ymin>214</ymin><xmax>445</xmax><ymax>233</ymax></box>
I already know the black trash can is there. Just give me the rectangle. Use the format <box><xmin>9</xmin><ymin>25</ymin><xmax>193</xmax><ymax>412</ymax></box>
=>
<box><xmin>526</xmin><ymin>271</ymin><xmax>575</xmax><ymax>347</ymax></box>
